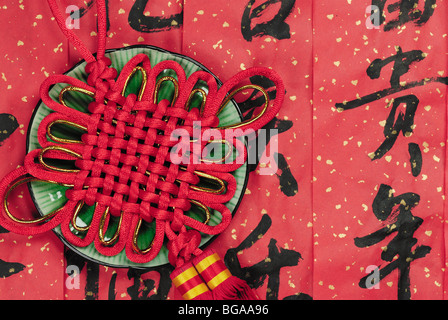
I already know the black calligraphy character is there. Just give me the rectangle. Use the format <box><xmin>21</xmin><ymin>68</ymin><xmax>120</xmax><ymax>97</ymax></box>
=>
<box><xmin>354</xmin><ymin>184</ymin><xmax>431</xmax><ymax>300</ymax></box>
<box><xmin>125</xmin><ymin>267</ymin><xmax>172</xmax><ymax>300</ymax></box>
<box><xmin>408</xmin><ymin>142</ymin><xmax>422</xmax><ymax>177</ymax></box>
<box><xmin>106</xmin><ymin>266</ymin><xmax>172</xmax><ymax>300</ymax></box>
<box><xmin>366</xmin><ymin>47</ymin><xmax>426</xmax><ymax>89</ymax></box>
<box><xmin>0</xmin><ymin>114</ymin><xmax>28</xmax><ymax>279</ymax></box>
<box><xmin>0</xmin><ymin>113</ymin><xmax>24</xmax><ymax>278</ymax></box>
<box><xmin>108</xmin><ymin>272</ymin><xmax>118</xmax><ymax>300</ymax></box>
<box><xmin>336</xmin><ymin>60</ymin><xmax>447</xmax><ymax>111</ymax></box>
<box><xmin>367</xmin><ymin>47</ymin><xmax>424</xmax><ymax>171</ymax></box>
<box><xmin>274</xmin><ymin>152</ymin><xmax>299</xmax><ymax>197</ymax></box>
<box><xmin>370</xmin><ymin>95</ymin><xmax>418</xmax><ymax>161</ymax></box>
<box><xmin>336</xmin><ymin>47</ymin><xmax>431</xmax><ymax>175</ymax></box>
<box><xmin>241</xmin><ymin>0</ymin><xmax>296</xmax><ymax>41</ymax></box>
<box><xmin>0</xmin><ymin>259</ymin><xmax>26</xmax><ymax>278</ymax></box>
<box><xmin>238</xmin><ymin>75</ymin><xmax>298</xmax><ymax>196</ymax></box>
<box><xmin>0</xmin><ymin>114</ymin><xmax>19</xmax><ymax>146</ymax></box>
<box><xmin>225</xmin><ymin>214</ymin><xmax>311</xmax><ymax>300</ymax></box>
<box><xmin>372</xmin><ymin>0</ymin><xmax>436</xmax><ymax>31</ymax></box>
<box><xmin>128</xmin><ymin>0</ymin><xmax>183</xmax><ymax>33</ymax></box>
<box><xmin>0</xmin><ymin>226</ymin><xmax>26</xmax><ymax>279</ymax></box>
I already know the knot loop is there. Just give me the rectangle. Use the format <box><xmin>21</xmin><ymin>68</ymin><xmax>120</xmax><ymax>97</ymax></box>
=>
<box><xmin>85</xmin><ymin>57</ymin><xmax>117</xmax><ymax>93</ymax></box>
<box><xmin>167</xmin><ymin>228</ymin><xmax>202</xmax><ymax>267</ymax></box>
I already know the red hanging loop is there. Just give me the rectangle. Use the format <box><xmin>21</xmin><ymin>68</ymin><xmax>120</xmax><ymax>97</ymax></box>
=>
<box><xmin>46</xmin><ymin>0</ymin><xmax>108</xmax><ymax>63</ymax></box>
<box><xmin>0</xmin><ymin>0</ymin><xmax>285</xmax><ymax>303</ymax></box>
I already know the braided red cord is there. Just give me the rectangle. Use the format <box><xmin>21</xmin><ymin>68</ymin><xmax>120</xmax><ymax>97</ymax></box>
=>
<box><xmin>0</xmin><ymin>0</ymin><xmax>285</xmax><ymax>268</ymax></box>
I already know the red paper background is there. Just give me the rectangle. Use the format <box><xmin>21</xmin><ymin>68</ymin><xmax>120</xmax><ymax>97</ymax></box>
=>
<box><xmin>0</xmin><ymin>0</ymin><xmax>446</xmax><ymax>300</ymax></box>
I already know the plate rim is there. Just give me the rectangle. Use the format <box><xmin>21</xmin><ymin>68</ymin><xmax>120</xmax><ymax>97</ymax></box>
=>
<box><xmin>26</xmin><ymin>44</ymin><xmax>250</xmax><ymax>270</ymax></box>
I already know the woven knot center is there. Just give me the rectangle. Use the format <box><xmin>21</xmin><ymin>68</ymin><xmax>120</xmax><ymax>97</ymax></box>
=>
<box><xmin>70</xmin><ymin>91</ymin><xmax>203</xmax><ymax>224</ymax></box>
<box><xmin>85</xmin><ymin>57</ymin><xmax>118</xmax><ymax>93</ymax></box>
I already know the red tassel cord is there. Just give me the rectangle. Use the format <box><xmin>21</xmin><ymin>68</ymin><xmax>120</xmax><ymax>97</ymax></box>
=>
<box><xmin>192</xmin><ymin>249</ymin><xmax>259</xmax><ymax>300</ymax></box>
<box><xmin>171</xmin><ymin>262</ymin><xmax>213</xmax><ymax>300</ymax></box>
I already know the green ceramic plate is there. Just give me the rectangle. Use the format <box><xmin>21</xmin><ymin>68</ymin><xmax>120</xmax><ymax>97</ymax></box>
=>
<box><xmin>26</xmin><ymin>45</ymin><xmax>248</xmax><ymax>268</ymax></box>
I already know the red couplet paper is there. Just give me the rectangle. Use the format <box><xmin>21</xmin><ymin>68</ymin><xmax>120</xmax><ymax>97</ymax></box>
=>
<box><xmin>0</xmin><ymin>0</ymin><xmax>446</xmax><ymax>300</ymax></box>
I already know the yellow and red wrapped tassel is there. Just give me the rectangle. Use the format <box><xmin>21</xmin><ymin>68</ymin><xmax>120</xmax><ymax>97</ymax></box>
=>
<box><xmin>170</xmin><ymin>262</ymin><xmax>213</xmax><ymax>300</ymax></box>
<box><xmin>192</xmin><ymin>249</ymin><xmax>259</xmax><ymax>300</ymax></box>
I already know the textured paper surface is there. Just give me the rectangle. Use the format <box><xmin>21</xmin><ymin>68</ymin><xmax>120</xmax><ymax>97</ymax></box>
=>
<box><xmin>0</xmin><ymin>0</ymin><xmax>446</xmax><ymax>300</ymax></box>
